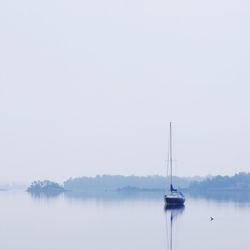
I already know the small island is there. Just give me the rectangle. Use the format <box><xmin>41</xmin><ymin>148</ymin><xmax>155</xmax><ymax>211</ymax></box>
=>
<box><xmin>27</xmin><ymin>180</ymin><xmax>65</xmax><ymax>195</ymax></box>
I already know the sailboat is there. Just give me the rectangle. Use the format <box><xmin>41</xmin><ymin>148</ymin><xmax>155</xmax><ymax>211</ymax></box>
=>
<box><xmin>164</xmin><ymin>122</ymin><xmax>185</xmax><ymax>206</ymax></box>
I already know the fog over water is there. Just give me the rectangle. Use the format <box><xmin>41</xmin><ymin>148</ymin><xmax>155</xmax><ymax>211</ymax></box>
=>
<box><xmin>0</xmin><ymin>0</ymin><xmax>250</xmax><ymax>182</ymax></box>
<box><xmin>1</xmin><ymin>191</ymin><xmax>250</xmax><ymax>250</ymax></box>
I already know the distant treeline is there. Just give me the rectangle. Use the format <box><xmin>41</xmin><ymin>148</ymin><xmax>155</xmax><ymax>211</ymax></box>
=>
<box><xmin>27</xmin><ymin>180</ymin><xmax>65</xmax><ymax>193</ymax></box>
<box><xmin>27</xmin><ymin>172</ymin><xmax>250</xmax><ymax>194</ymax></box>
<box><xmin>63</xmin><ymin>175</ymin><xmax>202</xmax><ymax>192</ymax></box>
<box><xmin>189</xmin><ymin>172</ymin><xmax>250</xmax><ymax>191</ymax></box>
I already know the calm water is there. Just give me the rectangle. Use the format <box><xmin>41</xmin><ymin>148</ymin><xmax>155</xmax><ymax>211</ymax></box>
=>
<box><xmin>0</xmin><ymin>191</ymin><xmax>250</xmax><ymax>250</ymax></box>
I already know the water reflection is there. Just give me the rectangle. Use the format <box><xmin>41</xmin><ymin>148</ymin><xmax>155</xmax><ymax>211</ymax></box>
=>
<box><xmin>64</xmin><ymin>190</ymin><xmax>163</xmax><ymax>202</ymax></box>
<box><xmin>27</xmin><ymin>189</ymin><xmax>164</xmax><ymax>203</ymax></box>
<box><xmin>27</xmin><ymin>189</ymin><xmax>250</xmax><ymax>205</ymax></box>
<box><xmin>165</xmin><ymin>205</ymin><xmax>185</xmax><ymax>250</ymax></box>
<box><xmin>28</xmin><ymin>191</ymin><xmax>63</xmax><ymax>199</ymax></box>
<box><xmin>188</xmin><ymin>190</ymin><xmax>250</xmax><ymax>203</ymax></box>
<box><xmin>9</xmin><ymin>191</ymin><xmax>250</xmax><ymax>250</ymax></box>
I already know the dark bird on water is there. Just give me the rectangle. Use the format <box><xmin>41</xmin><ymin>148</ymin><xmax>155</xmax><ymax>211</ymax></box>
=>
<box><xmin>210</xmin><ymin>217</ymin><xmax>214</xmax><ymax>221</ymax></box>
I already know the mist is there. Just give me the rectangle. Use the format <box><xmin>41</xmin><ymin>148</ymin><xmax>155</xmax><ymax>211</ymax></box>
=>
<box><xmin>0</xmin><ymin>0</ymin><xmax>249</xmax><ymax>182</ymax></box>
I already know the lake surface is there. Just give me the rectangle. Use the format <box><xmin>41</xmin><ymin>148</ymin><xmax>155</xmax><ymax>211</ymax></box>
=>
<box><xmin>0</xmin><ymin>191</ymin><xmax>250</xmax><ymax>250</ymax></box>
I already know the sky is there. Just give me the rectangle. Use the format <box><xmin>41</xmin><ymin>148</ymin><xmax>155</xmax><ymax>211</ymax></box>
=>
<box><xmin>0</xmin><ymin>0</ymin><xmax>249</xmax><ymax>182</ymax></box>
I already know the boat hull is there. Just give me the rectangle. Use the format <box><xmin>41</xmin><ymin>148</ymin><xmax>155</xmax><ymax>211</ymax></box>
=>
<box><xmin>164</xmin><ymin>196</ymin><xmax>185</xmax><ymax>206</ymax></box>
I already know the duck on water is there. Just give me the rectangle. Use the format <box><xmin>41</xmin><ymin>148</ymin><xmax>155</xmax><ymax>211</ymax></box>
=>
<box><xmin>164</xmin><ymin>122</ymin><xmax>185</xmax><ymax>206</ymax></box>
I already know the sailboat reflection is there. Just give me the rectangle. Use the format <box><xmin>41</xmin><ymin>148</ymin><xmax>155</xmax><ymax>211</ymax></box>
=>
<box><xmin>165</xmin><ymin>205</ymin><xmax>185</xmax><ymax>250</ymax></box>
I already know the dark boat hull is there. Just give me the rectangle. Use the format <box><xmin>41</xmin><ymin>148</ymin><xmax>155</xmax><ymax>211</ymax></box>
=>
<box><xmin>164</xmin><ymin>196</ymin><xmax>185</xmax><ymax>206</ymax></box>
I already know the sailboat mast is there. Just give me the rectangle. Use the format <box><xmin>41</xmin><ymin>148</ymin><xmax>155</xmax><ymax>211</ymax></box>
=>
<box><xmin>169</xmin><ymin>122</ymin><xmax>173</xmax><ymax>187</ymax></box>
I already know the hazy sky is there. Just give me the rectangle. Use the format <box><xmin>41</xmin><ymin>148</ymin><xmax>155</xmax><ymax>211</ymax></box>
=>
<box><xmin>0</xmin><ymin>0</ymin><xmax>249</xmax><ymax>182</ymax></box>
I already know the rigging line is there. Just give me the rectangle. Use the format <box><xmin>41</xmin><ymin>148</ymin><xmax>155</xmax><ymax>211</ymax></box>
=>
<box><xmin>166</xmin><ymin>137</ymin><xmax>170</xmax><ymax>176</ymax></box>
<box><xmin>169</xmin><ymin>122</ymin><xmax>173</xmax><ymax>187</ymax></box>
<box><xmin>166</xmin><ymin>126</ymin><xmax>170</xmax><ymax>190</ymax></box>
